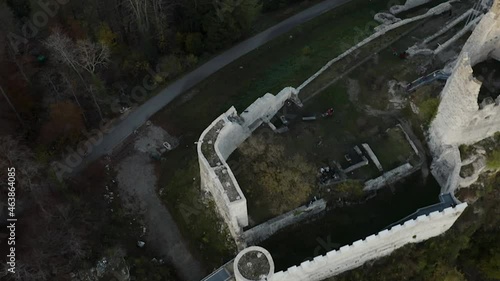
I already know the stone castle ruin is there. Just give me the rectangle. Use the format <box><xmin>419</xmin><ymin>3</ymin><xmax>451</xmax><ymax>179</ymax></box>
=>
<box><xmin>429</xmin><ymin>0</ymin><xmax>500</xmax><ymax>192</ymax></box>
<box><xmin>197</xmin><ymin>87</ymin><xmax>308</xmax><ymax>246</ymax></box>
<box><xmin>197</xmin><ymin>0</ymin><xmax>500</xmax><ymax>280</ymax></box>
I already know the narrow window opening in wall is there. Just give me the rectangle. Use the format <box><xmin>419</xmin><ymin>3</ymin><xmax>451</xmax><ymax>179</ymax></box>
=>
<box><xmin>473</xmin><ymin>59</ymin><xmax>500</xmax><ymax>107</ymax></box>
<box><xmin>413</xmin><ymin>235</ymin><xmax>417</xmax><ymax>239</ymax></box>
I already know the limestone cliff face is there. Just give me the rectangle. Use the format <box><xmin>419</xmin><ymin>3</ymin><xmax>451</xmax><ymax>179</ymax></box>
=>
<box><xmin>429</xmin><ymin>56</ymin><xmax>481</xmax><ymax>150</ymax></box>
<box><xmin>429</xmin><ymin>2</ymin><xmax>500</xmax><ymax>192</ymax></box>
<box><xmin>493</xmin><ymin>0</ymin><xmax>500</xmax><ymax>15</ymax></box>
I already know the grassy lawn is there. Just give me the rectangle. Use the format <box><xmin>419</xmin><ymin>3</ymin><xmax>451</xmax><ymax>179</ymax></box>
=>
<box><xmin>369</xmin><ymin>126</ymin><xmax>415</xmax><ymax>171</ymax></box>
<box><xmin>298</xmin><ymin>20</ymin><xmax>424</xmax><ymax>102</ymax></box>
<box><xmin>230</xmin><ymin>79</ymin><xmax>398</xmax><ymax>223</ymax></box>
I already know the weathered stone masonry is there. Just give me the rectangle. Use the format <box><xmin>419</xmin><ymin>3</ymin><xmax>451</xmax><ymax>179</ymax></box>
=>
<box><xmin>230</xmin><ymin>203</ymin><xmax>467</xmax><ymax>281</ymax></box>
<box><xmin>429</xmin><ymin>0</ymin><xmax>500</xmax><ymax>192</ymax></box>
<box><xmin>197</xmin><ymin>87</ymin><xmax>299</xmax><ymax>245</ymax></box>
<box><xmin>268</xmin><ymin>203</ymin><xmax>467</xmax><ymax>281</ymax></box>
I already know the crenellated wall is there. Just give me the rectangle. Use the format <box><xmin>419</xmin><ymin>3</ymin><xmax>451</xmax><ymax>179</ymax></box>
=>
<box><xmin>268</xmin><ymin>203</ymin><xmax>467</xmax><ymax>281</ymax></box>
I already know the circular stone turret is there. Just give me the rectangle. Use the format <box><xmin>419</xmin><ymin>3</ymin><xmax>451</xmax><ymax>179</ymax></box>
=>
<box><xmin>234</xmin><ymin>246</ymin><xmax>274</xmax><ymax>281</ymax></box>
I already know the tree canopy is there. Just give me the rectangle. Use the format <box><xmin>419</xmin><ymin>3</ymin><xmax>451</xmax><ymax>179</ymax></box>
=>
<box><xmin>239</xmin><ymin>133</ymin><xmax>316</xmax><ymax>216</ymax></box>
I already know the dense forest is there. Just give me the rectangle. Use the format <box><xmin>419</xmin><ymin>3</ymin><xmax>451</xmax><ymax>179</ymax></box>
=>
<box><xmin>0</xmin><ymin>0</ymin><xmax>273</xmax><ymax>146</ymax></box>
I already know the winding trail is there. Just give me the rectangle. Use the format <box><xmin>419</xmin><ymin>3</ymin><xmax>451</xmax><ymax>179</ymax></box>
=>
<box><xmin>116</xmin><ymin>153</ymin><xmax>205</xmax><ymax>281</ymax></box>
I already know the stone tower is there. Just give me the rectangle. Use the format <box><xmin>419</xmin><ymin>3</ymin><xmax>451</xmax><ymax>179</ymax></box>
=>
<box><xmin>234</xmin><ymin>246</ymin><xmax>275</xmax><ymax>281</ymax></box>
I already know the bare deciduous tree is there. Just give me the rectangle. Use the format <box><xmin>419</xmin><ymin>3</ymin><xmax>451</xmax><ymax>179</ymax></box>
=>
<box><xmin>43</xmin><ymin>28</ymin><xmax>86</xmax><ymax>84</ymax></box>
<box><xmin>125</xmin><ymin>0</ymin><xmax>151</xmax><ymax>33</ymax></box>
<box><xmin>76</xmin><ymin>39</ymin><xmax>110</xmax><ymax>74</ymax></box>
<box><xmin>123</xmin><ymin>0</ymin><xmax>174</xmax><ymax>35</ymax></box>
<box><xmin>44</xmin><ymin>29</ymin><xmax>104</xmax><ymax>121</ymax></box>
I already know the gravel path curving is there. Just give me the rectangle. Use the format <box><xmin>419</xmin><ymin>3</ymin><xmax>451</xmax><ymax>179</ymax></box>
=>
<box><xmin>116</xmin><ymin>153</ymin><xmax>204</xmax><ymax>281</ymax></box>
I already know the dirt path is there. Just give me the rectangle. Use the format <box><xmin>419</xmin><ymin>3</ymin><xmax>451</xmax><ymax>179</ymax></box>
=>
<box><xmin>116</xmin><ymin>153</ymin><xmax>204</xmax><ymax>281</ymax></box>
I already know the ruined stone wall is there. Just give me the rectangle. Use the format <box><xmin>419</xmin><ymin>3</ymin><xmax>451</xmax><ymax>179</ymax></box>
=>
<box><xmin>216</xmin><ymin>87</ymin><xmax>297</xmax><ymax>159</ymax></box>
<box><xmin>198</xmin><ymin>115</ymin><xmax>247</xmax><ymax>242</ymax></box>
<box><xmin>429</xmin><ymin>2</ymin><xmax>500</xmax><ymax>192</ymax></box>
<box><xmin>298</xmin><ymin>2</ymin><xmax>452</xmax><ymax>93</ymax></box>
<box><xmin>431</xmin><ymin>10</ymin><xmax>500</xmax><ymax>145</ymax></box>
<box><xmin>430</xmin><ymin>148</ymin><xmax>462</xmax><ymax>192</ymax></box>
<box><xmin>364</xmin><ymin>163</ymin><xmax>415</xmax><ymax>191</ymax></box>
<box><xmin>268</xmin><ymin>203</ymin><xmax>467</xmax><ymax>281</ymax></box>
<box><xmin>428</xmin><ymin>56</ymin><xmax>482</xmax><ymax>149</ymax></box>
<box><xmin>198</xmin><ymin>87</ymin><xmax>298</xmax><ymax>244</ymax></box>
<box><xmin>243</xmin><ymin>199</ymin><xmax>326</xmax><ymax>245</ymax></box>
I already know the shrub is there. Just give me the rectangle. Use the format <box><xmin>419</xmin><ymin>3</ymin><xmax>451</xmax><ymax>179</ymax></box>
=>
<box><xmin>185</xmin><ymin>32</ymin><xmax>204</xmax><ymax>55</ymax></box>
<box><xmin>419</xmin><ymin>97</ymin><xmax>440</xmax><ymax>125</ymax></box>
<box><xmin>159</xmin><ymin>54</ymin><xmax>184</xmax><ymax>78</ymax></box>
<box><xmin>97</xmin><ymin>22</ymin><xmax>118</xmax><ymax>48</ymax></box>
<box><xmin>336</xmin><ymin>180</ymin><xmax>364</xmax><ymax>200</ymax></box>
<box><xmin>184</xmin><ymin>54</ymin><xmax>199</xmax><ymax>69</ymax></box>
<box><xmin>302</xmin><ymin>45</ymin><xmax>313</xmax><ymax>57</ymax></box>
<box><xmin>487</xmin><ymin>149</ymin><xmax>500</xmax><ymax>169</ymax></box>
